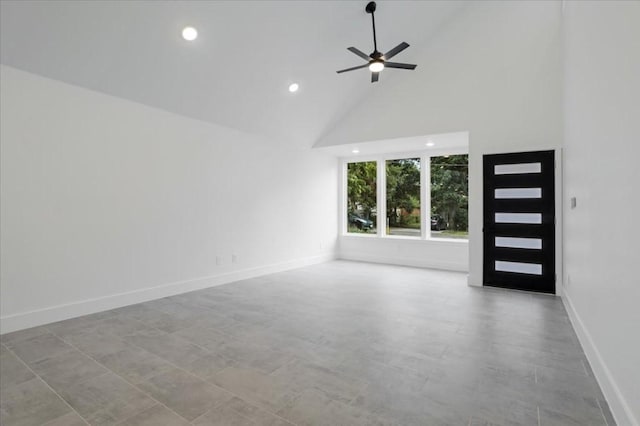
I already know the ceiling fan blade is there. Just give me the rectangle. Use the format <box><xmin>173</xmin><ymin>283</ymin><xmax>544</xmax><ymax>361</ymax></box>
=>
<box><xmin>336</xmin><ymin>64</ymin><xmax>369</xmax><ymax>74</ymax></box>
<box><xmin>384</xmin><ymin>42</ymin><xmax>409</xmax><ymax>60</ymax></box>
<box><xmin>385</xmin><ymin>62</ymin><xmax>417</xmax><ymax>70</ymax></box>
<box><xmin>371</xmin><ymin>72</ymin><xmax>379</xmax><ymax>83</ymax></box>
<box><xmin>347</xmin><ymin>47</ymin><xmax>371</xmax><ymax>61</ymax></box>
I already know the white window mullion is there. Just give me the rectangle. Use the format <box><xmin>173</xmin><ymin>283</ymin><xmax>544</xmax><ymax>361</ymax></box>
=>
<box><xmin>377</xmin><ymin>158</ymin><xmax>386</xmax><ymax>237</ymax></box>
<box><xmin>341</xmin><ymin>160</ymin><xmax>348</xmax><ymax>235</ymax></box>
<box><xmin>421</xmin><ymin>155</ymin><xmax>430</xmax><ymax>239</ymax></box>
<box><xmin>420</xmin><ymin>155</ymin><xmax>430</xmax><ymax>240</ymax></box>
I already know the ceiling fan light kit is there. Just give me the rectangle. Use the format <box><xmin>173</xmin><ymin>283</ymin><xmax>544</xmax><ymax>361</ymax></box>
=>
<box><xmin>337</xmin><ymin>1</ymin><xmax>417</xmax><ymax>83</ymax></box>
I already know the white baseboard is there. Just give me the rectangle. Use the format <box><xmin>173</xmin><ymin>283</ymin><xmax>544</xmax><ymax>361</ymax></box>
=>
<box><xmin>467</xmin><ymin>274</ymin><xmax>482</xmax><ymax>287</ymax></box>
<box><xmin>0</xmin><ymin>253</ymin><xmax>335</xmax><ymax>335</ymax></box>
<box><xmin>562</xmin><ymin>293</ymin><xmax>638</xmax><ymax>426</ymax></box>
<box><xmin>338</xmin><ymin>252</ymin><xmax>468</xmax><ymax>272</ymax></box>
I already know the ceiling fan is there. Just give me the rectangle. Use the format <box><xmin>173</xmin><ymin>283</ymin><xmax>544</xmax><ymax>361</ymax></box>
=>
<box><xmin>337</xmin><ymin>1</ymin><xmax>417</xmax><ymax>83</ymax></box>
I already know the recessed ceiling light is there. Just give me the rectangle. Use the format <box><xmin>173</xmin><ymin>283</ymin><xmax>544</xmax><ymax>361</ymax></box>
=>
<box><xmin>182</xmin><ymin>27</ymin><xmax>198</xmax><ymax>41</ymax></box>
<box><xmin>288</xmin><ymin>83</ymin><xmax>299</xmax><ymax>93</ymax></box>
<box><xmin>426</xmin><ymin>141</ymin><xmax>435</xmax><ymax>147</ymax></box>
<box><xmin>352</xmin><ymin>149</ymin><xmax>360</xmax><ymax>154</ymax></box>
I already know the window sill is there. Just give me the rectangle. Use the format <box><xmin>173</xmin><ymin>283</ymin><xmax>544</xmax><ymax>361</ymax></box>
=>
<box><xmin>341</xmin><ymin>234</ymin><xmax>468</xmax><ymax>244</ymax></box>
<box><xmin>343</xmin><ymin>232</ymin><xmax>378</xmax><ymax>238</ymax></box>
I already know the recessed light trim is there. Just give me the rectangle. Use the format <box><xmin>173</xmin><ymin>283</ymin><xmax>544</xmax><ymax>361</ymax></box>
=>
<box><xmin>182</xmin><ymin>27</ymin><xmax>198</xmax><ymax>41</ymax></box>
<box><xmin>352</xmin><ymin>149</ymin><xmax>360</xmax><ymax>154</ymax></box>
<box><xmin>426</xmin><ymin>141</ymin><xmax>435</xmax><ymax>147</ymax></box>
<box><xmin>288</xmin><ymin>83</ymin><xmax>299</xmax><ymax>93</ymax></box>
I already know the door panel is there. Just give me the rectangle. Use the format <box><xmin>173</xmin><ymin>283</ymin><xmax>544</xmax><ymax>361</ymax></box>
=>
<box><xmin>483</xmin><ymin>150</ymin><xmax>555</xmax><ymax>294</ymax></box>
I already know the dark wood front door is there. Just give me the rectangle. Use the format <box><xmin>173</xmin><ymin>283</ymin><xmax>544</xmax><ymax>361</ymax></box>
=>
<box><xmin>483</xmin><ymin>150</ymin><xmax>555</xmax><ymax>294</ymax></box>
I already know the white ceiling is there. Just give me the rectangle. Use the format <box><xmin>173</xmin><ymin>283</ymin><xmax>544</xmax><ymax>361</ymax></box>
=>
<box><xmin>0</xmin><ymin>1</ymin><xmax>467</xmax><ymax>148</ymax></box>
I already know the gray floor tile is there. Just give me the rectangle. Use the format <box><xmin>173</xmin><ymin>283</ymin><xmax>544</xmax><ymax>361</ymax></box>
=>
<box><xmin>171</xmin><ymin>325</ymin><xmax>234</xmax><ymax>351</ymax></box>
<box><xmin>92</xmin><ymin>317</ymin><xmax>157</xmax><ymax>339</ymax></box>
<box><xmin>183</xmin><ymin>352</ymin><xmax>237</xmax><ymax>380</ymax></box>
<box><xmin>471</xmin><ymin>393</ymin><xmax>539</xmax><ymax>426</ymax></box>
<box><xmin>95</xmin><ymin>345</ymin><xmax>174</xmax><ymax>385</ymax></box>
<box><xmin>209</xmin><ymin>367</ymin><xmax>300</xmax><ymax>413</ymax></box>
<box><xmin>538</xmin><ymin>405</ymin><xmax>607</xmax><ymax>426</ymax></box>
<box><xmin>338</xmin><ymin>357</ymin><xmax>427</xmax><ymax>395</ymax></box>
<box><xmin>30</xmin><ymin>350</ymin><xmax>107</xmax><ymax>389</ymax></box>
<box><xmin>52</xmin><ymin>372</ymin><xmax>156</xmax><ymax>425</ymax></box>
<box><xmin>214</xmin><ymin>340</ymin><xmax>295</xmax><ymax>374</ymax></box>
<box><xmin>252</xmin><ymin>331</ymin><xmax>347</xmax><ymax>369</ymax></box>
<box><xmin>122</xmin><ymin>329</ymin><xmax>210</xmax><ymax>370</ymax></box>
<box><xmin>0</xmin><ymin>326</ymin><xmax>51</xmax><ymax>345</ymax></box>
<box><xmin>114</xmin><ymin>404</ymin><xmax>190</xmax><ymax>426</ymax></box>
<box><xmin>420</xmin><ymin>377</ymin><xmax>477</xmax><ymax>413</ymax></box>
<box><xmin>62</xmin><ymin>330</ymin><xmax>132</xmax><ymax>359</ymax></box>
<box><xmin>137</xmin><ymin>367</ymin><xmax>232</xmax><ymax>421</ymax></box>
<box><xmin>277</xmin><ymin>389</ymin><xmax>395</xmax><ymax>426</ymax></box>
<box><xmin>0</xmin><ymin>378</ymin><xmax>71</xmax><ymax>426</ymax></box>
<box><xmin>42</xmin><ymin>411</ymin><xmax>87</xmax><ymax>426</ymax></box>
<box><xmin>0</xmin><ymin>347</ymin><xmax>35</xmax><ymax>388</ymax></box>
<box><xmin>535</xmin><ymin>392</ymin><xmax>607</xmax><ymax>426</ymax></box>
<box><xmin>535</xmin><ymin>364</ymin><xmax>602</xmax><ymax>398</ymax></box>
<box><xmin>352</xmin><ymin>384</ymin><xmax>469</xmax><ymax>426</ymax></box>
<box><xmin>272</xmin><ymin>360</ymin><xmax>365</xmax><ymax>404</ymax></box>
<box><xmin>4</xmin><ymin>333</ymin><xmax>74</xmax><ymax>365</ymax></box>
<box><xmin>46</xmin><ymin>311</ymin><xmax>119</xmax><ymax>339</ymax></box>
<box><xmin>388</xmin><ymin>348</ymin><xmax>446</xmax><ymax>375</ymax></box>
<box><xmin>467</xmin><ymin>417</ymin><xmax>495</xmax><ymax>426</ymax></box>
<box><xmin>194</xmin><ymin>396</ymin><xmax>291</xmax><ymax>426</ymax></box>
<box><xmin>120</xmin><ymin>304</ymin><xmax>198</xmax><ymax>333</ymax></box>
<box><xmin>0</xmin><ymin>261</ymin><xmax>615</xmax><ymax>426</ymax></box>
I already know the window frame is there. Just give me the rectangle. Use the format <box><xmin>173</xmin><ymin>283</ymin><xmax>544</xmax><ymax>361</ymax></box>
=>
<box><xmin>344</xmin><ymin>160</ymin><xmax>379</xmax><ymax>236</ymax></box>
<box><xmin>341</xmin><ymin>148</ymin><xmax>468</xmax><ymax>241</ymax></box>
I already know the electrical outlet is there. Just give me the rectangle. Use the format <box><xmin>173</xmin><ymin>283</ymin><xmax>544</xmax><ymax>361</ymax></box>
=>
<box><xmin>216</xmin><ymin>256</ymin><xmax>223</xmax><ymax>266</ymax></box>
<box><xmin>232</xmin><ymin>254</ymin><xmax>238</xmax><ymax>264</ymax></box>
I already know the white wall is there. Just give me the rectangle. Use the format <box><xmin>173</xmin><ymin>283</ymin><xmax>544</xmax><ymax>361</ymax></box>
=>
<box><xmin>340</xmin><ymin>237</ymin><xmax>468</xmax><ymax>272</ymax></box>
<box><xmin>563</xmin><ymin>2</ymin><xmax>640</xmax><ymax>425</ymax></box>
<box><xmin>317</xmin><ymin>1</ymin><xmax>563</xmax><ymax>285</ymax></box>
<box><xmin>0</xmin><ymin>66</ymin><xmax>338</xmax><ymax>333</ymax></box>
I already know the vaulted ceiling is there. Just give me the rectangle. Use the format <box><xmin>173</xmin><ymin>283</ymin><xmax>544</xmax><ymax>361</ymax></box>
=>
<box><xmin>0</xmin><ymin>1</ymin><xmax>468</xmax><ymax>147</ymax></box>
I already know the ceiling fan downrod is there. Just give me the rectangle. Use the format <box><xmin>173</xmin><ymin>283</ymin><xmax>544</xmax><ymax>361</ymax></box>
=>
<box><xmin>366</xmin><ymin>2</ymin><xmax>379</xmax><ymax>55</ymax></box>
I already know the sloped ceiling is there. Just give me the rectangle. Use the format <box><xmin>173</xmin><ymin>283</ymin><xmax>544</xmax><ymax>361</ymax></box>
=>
<box><xmin>315</xmin><ymin>1</ymin><xmax>564</xmax><ymax>149</ymax></box>
<box><xmin>0</xmin><ymin>0</ymin><xmax>467</xmax><ymax>148</ymax></box>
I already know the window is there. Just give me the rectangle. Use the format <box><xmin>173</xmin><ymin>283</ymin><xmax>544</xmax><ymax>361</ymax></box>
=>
<box><xmin>430</xmin><ymin>154</ymin><xmax>468</xmax><ymax>239</ymax></box>
<box><xmin>347</xmin><ymin>161</ymin><xmax>377</xmax><ymax>234</ymax></box>
<box><xmin>344</xmin><ymin>152</ymin><xmax>468</xmax><ymax>240</ymax></box>
<box><xmin>386</xmin><ymin>158</ymin><xmax>421</xmax><ymax>237</ymax></box>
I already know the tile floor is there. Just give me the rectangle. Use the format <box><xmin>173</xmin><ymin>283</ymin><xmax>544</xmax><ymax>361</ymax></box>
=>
<box><xmin>1</xmin><ymin>261</ymin><xmax>615</xmax><ymax>425</ymax></box>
